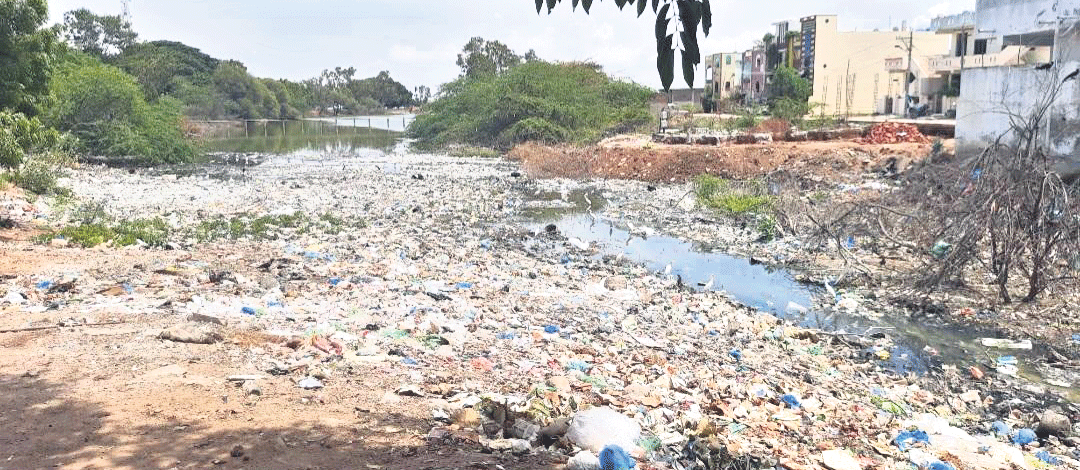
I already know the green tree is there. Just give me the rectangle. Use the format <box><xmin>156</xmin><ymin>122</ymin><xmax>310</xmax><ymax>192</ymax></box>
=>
<box><xmin>455</xmin><ymin>37</ymin><xmax>521</xmax><ymax>80</ymax></box>
<box><xmin>0</xmin><ymin>0</ymin><xmax>56</xmax><ymax>116</ymax></box>
<box><xmin>46</xmin><ymin>51</ymin><xmax>194</xmax><ymax>164</ymax></box>
<box><xmin>767</xmin><ymin>65</ymin><xmax>811</xmax><ymax>122</ymax></box>
<box><xmin>0</xmin><ymin>110</ymin><xmax>58</xmax><ymax>168</ymax></box>
<box><xmin>115</xmin><ymin>40</ymin><xmax>219</xmax><ymax>100</ymax></box>
<box><xmin>61</xmin><ymin>8</ymin><xmax>137</xmax><ymax>60</ymax></box>
<box><xmin>349</xmin><ymin>71</ymin><xmax>414</xmax><ymax>108</ymax></box>
<box><xmin>536</xmin><ymin>0</ymin><xmax>712</xmax><ymax>90</ymax></box>
<box><xmin>212</xmin><ymin>60</ymin><xmax>282</xmax><ymax>119</ymax></box>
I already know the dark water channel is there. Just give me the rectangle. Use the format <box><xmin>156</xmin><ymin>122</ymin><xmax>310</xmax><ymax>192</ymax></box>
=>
<box><xmin>520</xmin><ymin>187</ymin><xmax>1078</xmax><ymax>400</ymax></box>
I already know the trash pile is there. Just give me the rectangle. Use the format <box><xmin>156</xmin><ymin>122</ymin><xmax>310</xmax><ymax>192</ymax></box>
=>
<box><xmin>3</xmin><ymin>148</ymin><xmax>1079</xmax><ymax>470</ymax></box>
<box><xmin>858</xmin><ymin>122</ymin><xmax>931</xmax><ymax>144</ymax></box>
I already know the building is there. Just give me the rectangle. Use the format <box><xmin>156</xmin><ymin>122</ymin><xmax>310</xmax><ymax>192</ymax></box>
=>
<box><xmin>799</xmin><ymin>15</ymin><xmax>953</xmax><ymax>116</ymax></box>
<box><xmin>705</xmin><ymin>52</ymin><xmax>744</xmax><ymax>99</ymax></box>
<box><xmin>746</xmin><ymin>46</ymin><xmax>767</xmax><ymax>102</ymax></box>
<box><xmin>951</xmin><ymin>0</ymin><xmax>1080</xmax><ymax>158</ymax></box>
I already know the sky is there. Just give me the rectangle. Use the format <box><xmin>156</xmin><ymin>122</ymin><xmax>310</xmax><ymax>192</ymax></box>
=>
<box><xmin>45</xmin><ymin>0</ymin><xmax>975</xmax><ymax>91</ymax></box>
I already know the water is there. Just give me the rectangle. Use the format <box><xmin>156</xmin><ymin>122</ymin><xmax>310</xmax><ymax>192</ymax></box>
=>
<box><xmin>306</xmin><ymin>114</ymin><xmax>415</xmax><ymax>133</ymax></box>
<box><xmin>519</xmin><ymin>187</ymin><xmax>1080</xmax><ymax>395</ymax></box>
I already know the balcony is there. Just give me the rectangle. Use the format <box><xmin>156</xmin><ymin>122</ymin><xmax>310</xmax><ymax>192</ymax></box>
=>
<box><xmin>927</xmin><ymin>46</ymin><xmax>1051</xmax><ymax>73</ymax></box>
<box><xmin>885</xmin><ymin>57</ymin><xmax>906</xmax><ymax>71</ymax></box>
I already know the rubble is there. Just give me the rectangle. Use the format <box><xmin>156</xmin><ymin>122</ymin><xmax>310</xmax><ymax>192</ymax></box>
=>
<box><xmin>858</xmin><ymin>122</ymin><xmax>931</xmax><ymax>144</ymax></box>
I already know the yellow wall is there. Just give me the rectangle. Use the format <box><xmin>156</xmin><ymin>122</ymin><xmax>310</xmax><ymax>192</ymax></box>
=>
<box><xmin>807</xmin><ymin>16</ymin><xmax>952</xmax><ymax>115</ymax></box>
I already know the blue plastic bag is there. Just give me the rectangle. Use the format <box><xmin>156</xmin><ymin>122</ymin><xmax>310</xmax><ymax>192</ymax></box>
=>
<box><xmin>598</xmin><ymin>444</ymin><xmax>636</xmax><ymax>470</ymax></box>
<box><xmin>894</xmin><ymin>429</ymin><xmax>930</xmax><ymax>450</ymax></box>
<box><xmin>1012</xmin><ymin>428</ymin><xmax>1036</xmax><ymax>445</ymax></box>
<box><xmin>991</xmin><ymin>421</ymin><xmax>1010</xmax><ymax>436</ymax></box>
<box><xmin>1036</xmin><ymin>450</ymin><xmax>1063</xmax><ymax>466</ymax></box>
<box><xmin>781</xmin><ymin>394</ymin><xmax>801</xmax><ymax>409</ymax></box>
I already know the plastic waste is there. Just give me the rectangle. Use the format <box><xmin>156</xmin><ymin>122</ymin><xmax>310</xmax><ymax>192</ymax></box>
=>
<box><xmin>241</xmin><ymin>306</ymin><xmax>256</xmax><ymax>315</ymax></box>
<box><xmin>566</xmin><ymin>407</ymin><xmax>641</xmax><ymax>453</ymax></box>
<box><xmin>780</xmin><ymin>394</ymin><xmax>801</xmax><ymax>409</ymax></box>
<box><xmin>980</xmin><ymin>338</ymin><xmax>1032</xmax><ymax>350</ymax></box>
<box><xmin>1036</xmin><ymin>450</ymin><xmax>1063</xmax><ymax>466</ymax></box>
<box><xmin>1012</xmin><ymin>428</ymin><xmax>1036</xmax><ymax>445</ymax></box>
<box><xmin>400</xmin><ymin>357</ymin><xmax>418</xmax><ymax>365</ymax></box>
<box><xmin>567</xmin><ymin>360</ymin><xmax>591</xmax><ymax>372</ymax></box>
<box><xmin>894</xmin><ymin>429</ymin><xmax>930</xmax><ymax>451</ymax></box>
<box><xmin>35</xmin><ymin>280</ymin><xmax>51</xmax><ymax>289</ymax></box>
<box><xmin>930</xmin><ymin>241</ymin><xmax>951</xmax><ymax>259</ymax></box>
<box><xmin>544</xmin><ymin>325</ymin><xmax>560</xmax><ymax>334</ymax></box>
<box><xmin>996</xmin><ymin>356</ymin><xmax>1019</xmax><ymax>376</ymax></box>
<box><xmin>598</xmin><ymin>444</ymin><xmax>636</xmax><ymax>470</ymax></box>
<box><xmin>297</xmin><ymin>377</ymin><xmax>324</xmax><ymax>389</ymax></box>
<box><xmin>991</xmin><ymin>421</ymin><xmax>1011</xmax><ymax>436</ymax></box>
<box><xmin>729</xmin><ymin>349</ymin><xmax>742</xmax><ymax>362</ymax></box>
<box><xmin>928</xmin><ymin>461</ymin><xmax>956</xmax><ymax>470</ymax></box>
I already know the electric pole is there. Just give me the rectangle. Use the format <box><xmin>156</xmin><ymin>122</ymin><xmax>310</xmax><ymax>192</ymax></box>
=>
<box><xmin>897</xmin><ymin>31</ymin><xmax>914</xmax><ymax>118</ymax></box>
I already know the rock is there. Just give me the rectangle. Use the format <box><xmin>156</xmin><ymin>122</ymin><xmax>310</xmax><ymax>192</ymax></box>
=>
<box><xmin>1037</xmin><ymin>410</ymin><xmax>1072</xmax><ymax>438</ymax></box>
<box><xmin>49</xmin><ymin>238</ymin><xmax>69</xmax><ymax>248</ymax></box>
<box><xmin>511</xmin><ymin>439</ymin><xmax>531</xmax><ymax>455</ymax></box>
<box><xmin>485</xmin><ymin>438</ymin><xmax>530</xmax><ymax>454</ymax></box>
<box><xmin>539</xmin><ymin>417</ymin><xmax>569</xmax><ymax>445</ymax></box>
<box><xmin>242</xmin><ymin>381</ymin><xmax>261</xmax><ymax>396</ymax></box>
<box><xmin>567</xmin><ymin>407</ymin><xmax>641</xmax><ymax>453</ymax></box>
<box><xmin>567</xmin><ymin>450</ymin><xmax>600</xmax><ymax>470</ymax></box>
<box><xmin>548</xmin><ymin>375</ymin><xmax>572</xmax><ymax>393</ymax></box>
<box><xmin>395</xmin><ymin>385</ymin><xmax>424</xmax><ymax>397</ymax></box>
<box><xmin>158</xmin><ymin>326</ymin><xmax>222</xmax><ymax>344</ymax></box>
<box><xmin>297</xmin><ymin>377</ymin><xmax>323</xmax><ymax>390</ymax></box>
<box><xmin>821</xmin><ymin>449</ymin><xmax>862</xmax><ymax>470</ymax></box>
<box><xmin>230</xmin><ymin>445</ymin><xmax>244</xmax><ymax>458</ymax></box>
<box><xmin>604</xmin><ymin>276</ymin><xmax>627</xmax><ymax>290</ymax></box>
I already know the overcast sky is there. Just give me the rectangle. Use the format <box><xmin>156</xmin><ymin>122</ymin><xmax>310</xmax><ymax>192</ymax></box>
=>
<box><xmin>45</xmin><ymin>0</ymin><xmax>974</xmax><ymax>91</ymax></box>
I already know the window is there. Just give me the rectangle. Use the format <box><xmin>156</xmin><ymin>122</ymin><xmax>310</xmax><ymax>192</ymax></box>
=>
<box><xmin>725</xmin><ymin>81</ymin><xmax>731</xmax><ymax>91</ymax></box>
<box><xmin>974</xmin><ymin>38</ymin><xmax>988</xmax><ymax>55</ymax></box>
<box><xmin>726</xmin><ymin>56</ymin><xmax>731</xmax><ymax>65</ymax></box>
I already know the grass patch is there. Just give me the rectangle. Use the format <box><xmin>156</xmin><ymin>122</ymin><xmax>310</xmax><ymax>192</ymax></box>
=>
<box><xmin>43</xmin><ymin>217</ymin><xmax>171</xmax><ymax>247</ymax></box>
<box><xmin>447</xmin><ymin>146</ymin><xmax>500</xmax><ymax>158</ymax></box>
<box><xmin>694</xmin><ymin>174</ymin><xmax>779</xmax><ymax>241</ymax></box>
<box><xmin>194</xmin><ymin>211</ymin><xmax>366</xmax><ymax>242</ymax></box>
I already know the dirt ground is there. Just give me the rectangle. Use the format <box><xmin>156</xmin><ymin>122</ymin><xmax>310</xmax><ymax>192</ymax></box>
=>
<box><xmin>0</xmin><ymin>244</ymin><xmax>560</xmax><ymax>470</ymax></box>
<box><xmin>510</xmin><ymin>137</ymin><xmax>938</xmax><ymax>183</ymax></box>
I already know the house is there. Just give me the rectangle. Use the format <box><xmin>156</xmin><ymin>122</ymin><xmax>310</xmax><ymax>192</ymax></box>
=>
<box><xmin>951</xmin><ymin>0</ymin><xmax>1080</xmax><ymax>157</ymax></box>
<box><xmin>705</xmin><ymin>52</ymin><xmax>744</xmax><ymax>99</ymax></box>
<box><xmin>800</xmin><ymin>15</ymin><xmax>952</xmax><ymax>116</ymax></box>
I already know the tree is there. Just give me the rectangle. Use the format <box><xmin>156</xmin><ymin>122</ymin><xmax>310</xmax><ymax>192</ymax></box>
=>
<box><xmin>413</xmin><ymin>85</ymin><xmax>431</xmax><ymax>105</ymax></box>
<box><xmin>536</xmin><ymin>0</ymin><xmax>712</xmax><ymax>91</ymax></box>
<box><xmin>767</xmin><ymin>65</ymin><xmax>811</xmax><ymax>122</ymax></box>
<box><xmin>115</xmin><ymin>40</ymin><xmax>219</xmax><ymax>99</ymax></box>
<box><xmin>61</xmin><ymin>8</ymin><xmax>137</xmax><ymax>60</ymax></box>
<box><xmin>0</xmin><ymin>0</ymin><xmax>56</xmax><ymax>116</ymax></box>
<box><xmin>456</xmin><ymin>37</ymin><xmax>522</xmax><ymax>79</ymax></box>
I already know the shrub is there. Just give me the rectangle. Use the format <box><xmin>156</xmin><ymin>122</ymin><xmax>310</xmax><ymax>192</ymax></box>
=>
<box><xmin>46</xmin><ymin>51</ymin><xmax>196</xmax><ymax>165</ymax></box>
<box><xmin>408</xmin><ymin>61</ymin><xmax>655</xmax><ymax>150</ymax></box>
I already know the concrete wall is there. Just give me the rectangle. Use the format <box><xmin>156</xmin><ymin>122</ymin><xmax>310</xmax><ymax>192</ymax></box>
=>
<box><xmin>974</xmin><ymin>0</ymin><xmax>1080</xmax><ymax>39</ymax></box>
<box><xmin>805</xmin><ymin>16</ymin><xmax>952</xmax><ymax>115</ymax></box>
<box><xmin>956</xmin><ymin>17</ymin><xmax>1080</xmax><ymax>158</ymax></box>
<box><xmin>956</xmin><ymin>62</ymin><xmax>1080</xmax><ymax>157</ymax></box>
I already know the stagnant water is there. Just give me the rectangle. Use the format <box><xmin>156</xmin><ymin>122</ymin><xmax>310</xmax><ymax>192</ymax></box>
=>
<box><xmin>519</xmin><ymin>187</ymin><xmax>1080</xmax><ymax>400</ymax></box>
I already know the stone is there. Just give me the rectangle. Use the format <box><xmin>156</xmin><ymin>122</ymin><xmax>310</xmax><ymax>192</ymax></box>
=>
<box><xmin>453</xmin><ymin>408</ymin><xmax>482</xmax><ymax>427</ymax></box>
<box><xmin>603</xmin><ymin>276</ymin><xmax>627</xmax><ymax>290</ymax></box>
<box><xmin>512</xmin><ymin>418</ymin><xmax>541</xmax><ymax>441</ymax></box>
<box><xmin>821</xmin><ymin>449</ymin><xmax>862</xmax><ymax>470</ymax></box>
<box><xmin>1037</xmin><ymin>410</ymin><xmax>1072</xmax><ymax>438</ymax></box>
<box><xmin>566</xmin><ymin>407</ymin><xmax>641</xmax><ymax>453</ymax></box>
<box><xmin>158</xmin><ymin>326</ymin><xmax>221</xmax><ymax>344</ymax></box>
<box><xmin>49</xmin><ymin>238</ymin><xmax>69</xmax><ymax>248</ymax></box>
<box><xmin>959</xmin><ymin>390</ymin><xmax>981</xmax><ymax>404</ymax></box>
<box><xmin>548</xmin><ymin>375</ymin><xmax>572</xmax><ymax>393</ymax></box>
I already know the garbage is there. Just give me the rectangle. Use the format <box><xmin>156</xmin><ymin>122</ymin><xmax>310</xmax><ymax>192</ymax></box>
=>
<box><xmin>781</xmin><ymin>394</ymin><xmax>802</xmax><ymax>409</ymax></box>
<box><xmin>568</xmin><ymin>450</ymin><xmax>601</xmax><ymax>470</ymax></box>
<box><xmin>894</xmin><ymin>429</ymin><xmax>930</xmax><ymax>451</ymax></box>
<box><xmin>241</xmin><ymin>306</ymin><xmax>256</xmax><ymax>315</ymax></box>
<box><xmin>1012</xmin><ymin>428</ymin><xmax>1037</xmax><ymax>445</ymax></box>
<box><xmin>821</xmin><ymin>449</ymin><xmax>861</xmax><ymax>470</ymax></box>
<box><xmin>1036</xmin><ymin>450</ymin><xmax>1063</xmax><ymax>466</ymax></box>
<box><xmin>991</xmin><ymin>421</ymin><xmax>1011</xmax><ymax>436</ymax></box>
<box><xmin>297</xmin><ymin>377</ymin><xmax>324</xmax><ymax>390</ymax></box>
<box><xmin>566</xmin><ymin>407</ymin><xmax>641</xmax><ymax>453</ymax></box>
<box><xmin>158</xmin><ymin>326</ymin><xmax>222</xmax><ymax>344</ymax></box>
<box><xmin>930</xmin><ymin>240</ymin><xmax>952</xmax><ymax>259</ymax></box>
<box><xmin>544</xmin><ymin>325</ymin><xmax>560</xmax><ymax>334</ymax></box>
<box><xmin>598</xmin><ymin>445</ymin><xmax>636</xmax><ymax>470</ymax></box>
<box><xmin>979</xmin><ymin>338</ymin><xmax>1033</xmax><ymax>350</ymax></box>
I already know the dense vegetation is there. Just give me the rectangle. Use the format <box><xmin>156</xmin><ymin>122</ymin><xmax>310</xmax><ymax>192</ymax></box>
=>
<box><xmin>408</xmin><ymin>38</ymin><xmax>655</xmax><ymax>150</ymax></box>
<box><xmin>0</xmin><ymin>0</ymin><xmax>420</xmax><ymax>178</ymax></box>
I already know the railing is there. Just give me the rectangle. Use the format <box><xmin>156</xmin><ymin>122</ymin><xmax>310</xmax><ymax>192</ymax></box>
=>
<box><xmin>189</xmin><ymin>115</ymin><xmax>415</xmax><ymax>140</ymax></box>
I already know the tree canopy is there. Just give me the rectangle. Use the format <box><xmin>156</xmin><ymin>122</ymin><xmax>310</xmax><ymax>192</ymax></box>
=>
<box><xmin>456</xmin><ymin>37</ymin><xmax>522</xmax><ymax>80</ymax></box>
<box><xmin>0</xmin><ymin>0</ymin><xmax>56</xmax><ymax>116</ymax></box>
<box><xmin>61</xmin><ymin>8</ymin><xmax>138</xmax><ymax>60</ymax></box>
<box><xmin>535</xmin><ymin>0</ymin><xmax>712</xmax><ymax>90</ymax></box>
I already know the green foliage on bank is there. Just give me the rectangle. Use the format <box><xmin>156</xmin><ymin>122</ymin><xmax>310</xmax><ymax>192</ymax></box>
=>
<box><xmin>767</xmin><ymin>66</ymin><xmax>812</xmax><ymax>123</ymax></box>
<box><xmin>46</xmin><ymin>50</ymin><xmax>196</xmax><ymax>164</ymax></box>
<box><xmin>408</xmin><ymin>61</ymin><xmax>655</xmax><ymax>149</ymax></box>
<box><xmin>694</xmin><ymin>174</ymin><xmax>779</xmax><ymax>241</ymax></box>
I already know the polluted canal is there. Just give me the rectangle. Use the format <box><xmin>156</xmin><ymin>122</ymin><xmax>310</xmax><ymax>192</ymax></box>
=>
<box><xmin>11</xmin><ymin>130</ymin><xmax>1078</xmax><ymax>470</ymax></box>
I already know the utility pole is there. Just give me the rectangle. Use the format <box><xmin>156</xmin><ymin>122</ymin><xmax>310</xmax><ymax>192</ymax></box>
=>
<box><xmin>898</xmin><ymin>30</ymin><xmax>914</xmax><ymax>118</ymax></box>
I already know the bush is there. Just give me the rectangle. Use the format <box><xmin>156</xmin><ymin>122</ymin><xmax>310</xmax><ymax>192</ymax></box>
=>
<box><xmin>407</xmin><ymin>61</ymin><xmax>655</xmax><ymax>150</ymax></box>
<box><xmin>0</xmin><ymin>110</ymin><xmax>60</xmax><ymax>168</ymax></box>
<box><xmin>46</xmin><ymin>51</ymin><xmax>196</xmax><ymax>165</ymax></box>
